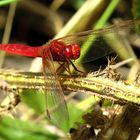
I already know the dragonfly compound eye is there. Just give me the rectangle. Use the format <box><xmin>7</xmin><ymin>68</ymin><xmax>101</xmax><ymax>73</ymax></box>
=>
<box><xmin>71</xmin><ymin>44</ymin><xmax>80</xmax><ymax>59</ymax></box>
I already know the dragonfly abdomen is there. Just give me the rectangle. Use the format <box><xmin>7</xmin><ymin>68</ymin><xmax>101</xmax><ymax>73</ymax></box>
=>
<box><xmin>0</xmin><ymin>44</ymin><xmax>42</xmax><ymax>57</ymax></box>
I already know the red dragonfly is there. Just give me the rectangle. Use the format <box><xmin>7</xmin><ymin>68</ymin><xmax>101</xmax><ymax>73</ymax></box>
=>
<box><xmin>0</xmin><ymin>19</ymin><xmax>139</xmax><ymax>127</ymax></box>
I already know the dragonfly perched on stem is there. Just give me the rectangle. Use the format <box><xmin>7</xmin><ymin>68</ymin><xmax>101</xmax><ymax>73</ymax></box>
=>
<box><xmin>0</xmin><ymin>19</ymin><xmax>140</xmax><ymax>128</ymax></box>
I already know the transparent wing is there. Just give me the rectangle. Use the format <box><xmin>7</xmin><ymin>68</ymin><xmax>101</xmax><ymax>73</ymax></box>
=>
<box><xmin>55</xmin><ymin>19</ymin><xmax>140</xmax><ymax>63</ymax></box>
<box><xmin>41</xmin><ymin>47</ymin><xmax>69</xmax><ymax>129</ymax></box>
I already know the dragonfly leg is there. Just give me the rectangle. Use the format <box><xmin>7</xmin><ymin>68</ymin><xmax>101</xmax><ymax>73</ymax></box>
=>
<box><xmin>65</xmin><ymin>61</ymin><xmax>72</xmax><ymax>75</ymax></box>
<box><xmin>56</xmin><ymin>62</ymin><xmax>65</xmax><ymax>73</ymax></box>
<box><xmin>57</xmin><ymin>62</ymin><xmax>72</xmax><ymax>74</ymax></box>
<box><xmin>68</xmin><ymin>59</ymin><xmax>85</xmax><ymax>74</ymax></box>
<box><xmin>56</xmin><ymin>56</ymin><xmax>84</xmax><ymax>74</ymax></box>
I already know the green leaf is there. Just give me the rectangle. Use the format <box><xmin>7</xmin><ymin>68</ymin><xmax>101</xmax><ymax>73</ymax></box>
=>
<box><xmin>0</xmin><ymin>116</ymin><xmax>59</xmax><ymax>140</ymax></box>
<box><xmin>21</xmin><ymin>90</ymin><xmax>46</xmax><ymax>114</ymax></box>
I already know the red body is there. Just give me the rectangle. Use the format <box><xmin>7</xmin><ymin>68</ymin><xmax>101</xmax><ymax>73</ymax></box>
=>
<box><xmin>0</xmin><ymin>44</ymin><xmax>41</xmax><ymax>57</ymax></box>
<box><xmin>47</xmin><ymin>40</ymin><xmax>80</xmax><ymax>61</ymax></box>
<box><xmin>0</xmin><ymin>40</ymin><xmax>81</xmax><ymax>126</ymax></box>
<box><xmin>0</xmin><ymin>40</ymin><xmax>80</xmax><ymax>61</ymax></box>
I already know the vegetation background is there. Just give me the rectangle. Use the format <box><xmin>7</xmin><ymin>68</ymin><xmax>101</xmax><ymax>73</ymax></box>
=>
<box><xmin>0</xmin><ymin>0</ymin><xmax>140</xmax><ymax>140</ymax></box>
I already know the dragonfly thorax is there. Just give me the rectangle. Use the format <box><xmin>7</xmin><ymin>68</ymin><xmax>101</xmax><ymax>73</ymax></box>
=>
<box><xmin>49</xmin><ymin>40</ymin><xmax>80</xmax><ymax>62</ymax></box>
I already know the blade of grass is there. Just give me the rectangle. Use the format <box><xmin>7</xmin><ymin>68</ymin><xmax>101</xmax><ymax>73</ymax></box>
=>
<box><xmin>76</xmin><ymin>0</ymin><xmax>120</xmax><ymax>63</ymax></box>
<box><xmin>0</xmin><ymin>0</ymin><xmax>18</xmax><ymax>6</ymax></box>
<box><xmin>0</xmin><ymin>2</ymin><xmax>17</xmax><ymax>67</ymax></box>
<box><xmin>54</xmin><ymin>0</ymin><xmax>106</xmax><ymax>38</ymax></box>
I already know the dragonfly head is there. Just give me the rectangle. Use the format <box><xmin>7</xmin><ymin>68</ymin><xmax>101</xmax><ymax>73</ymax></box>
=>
<box><xmin>65</xmin><ymin>44</ymin><xmax>80</xmax><ymax>60</ymax></box>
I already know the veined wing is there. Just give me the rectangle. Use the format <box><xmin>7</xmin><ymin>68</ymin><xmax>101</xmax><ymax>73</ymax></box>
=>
<box><xmin>54</xmin><ymin>19</ymin><xmax>140</xmax><ymax>63</ymax></box>
<box><xmin>41</xmin><ymin>46</ymin><xmax>69</xmax><ymax>129</ymax></box>
<box><xmin>56</xmin><ymin>19</ymin><xmax>140</xmax><ymax>44</ymax></box>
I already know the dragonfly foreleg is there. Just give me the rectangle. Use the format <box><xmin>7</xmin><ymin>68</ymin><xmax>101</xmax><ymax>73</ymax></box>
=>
<box><xmin>68</xmin><ymin>59</ymin><xmax>84</xmax><ymax>74</ymax></box>
<box><xmin>57</xmin><ymin>62</ymin><xmax>72</xmax><ymax>74</ymax></box>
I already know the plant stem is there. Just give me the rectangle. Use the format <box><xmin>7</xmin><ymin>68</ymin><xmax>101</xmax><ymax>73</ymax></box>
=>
<box><xmin>0</xmin><ymin>69</ymin><xmax>140</xmax><ymax>106</ymax></box>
